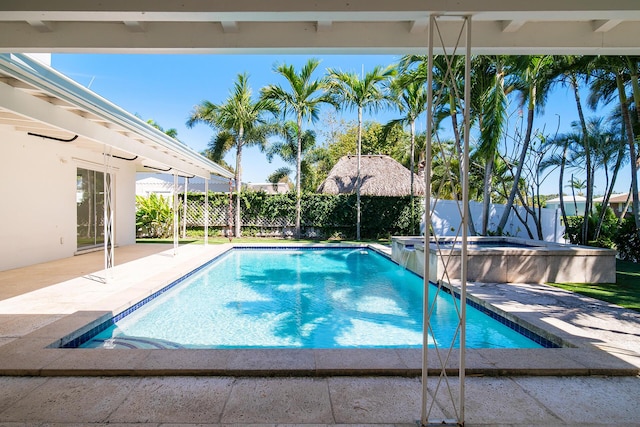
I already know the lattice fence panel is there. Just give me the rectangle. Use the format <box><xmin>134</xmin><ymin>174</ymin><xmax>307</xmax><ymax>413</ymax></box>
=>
<box><xmin>182</xmin><ymin>200</ymin><xmax>293</xmax><ymax>228</ymax></box>
<box><xmin>183</xmin><ymin>201</ymin><xmax>228</xmax><ymax>226</ymax></box>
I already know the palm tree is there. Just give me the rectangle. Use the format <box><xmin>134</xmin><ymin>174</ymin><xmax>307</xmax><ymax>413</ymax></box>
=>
<box><xmin>549</xmin><ymin>55</ymin><xmax>596</xmax><ymax>243</ymax></box>
<box><xmin>400</xmin><ymin>54</ymin><xmax>478</xmax><ymax>235</ymax></box>
<box><xmin>265</xmin><ymin>121</ymin><xmax>317</xmax><ymax>192</ymax></box>
<box><xmin>386</xmin><ymin>69</ymin><xmax>428</xmax><ymax>234</ymax></box>
<box><xmin>496</xmin><ymin>55</ymin><xmax>556</xmax><ymax>233</ymax></box>
<box><xmin>589</xmin><ymin>56</ymin><xmax>640</xmax><ymax>235</ymax></box>
<box><xmin>261</xmin><ymin>59</ymin><xmax>332</xmax><ymax>238</ymax></box>
<box><xmin>186</xmin><ymin>73</ymin><xmax>278</xmax><ymax>238</ymax></box>
<box><xmin>144</xmin><ymin>118</ymin><xmax>179</xmax><ymax>140</ymax></box>
<box><xmin>267</xmin><ymin>167</ymin><xmax>294</xmax><ymax>189</ymax></box>
<box><xmin>470</xmin><ymin>56</ymin><xmax>510</xmax><ymax>235</ymax></box>
<box><xmin>326</xmin><ymin>64</ymin><xmax>396</xmax><ymax>240</ymax></box>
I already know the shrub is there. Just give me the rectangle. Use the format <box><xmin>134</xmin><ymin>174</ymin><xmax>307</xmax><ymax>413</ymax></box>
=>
<box><xmin>563</xmin><ymin>205</ymin><xmax>618</xmax><ymax>248</ymax></box>
<box><xmin>142</xmin><ymin>191</ymin><xmax>424</xmax><ymax>239</ymax></box>
<box><xmin>614</xmin><ymin>217</ymin><xmax>640</xmax><ymax>262</ymax></box>
<box><xmin>135</xmin><ymin>194</ymin><xmax>173</xmax><ymax>238</ymax></box>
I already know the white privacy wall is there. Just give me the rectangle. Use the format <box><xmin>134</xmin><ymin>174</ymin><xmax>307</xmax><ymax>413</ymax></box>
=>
<box><xmin>428</xmin><ymin>199</ymin><xmax>564</xmax><ymax>243</ymax></box>
<box><xmin>0</xmin><ymin>128</ymin><xmax>136</xmax><ymax>271</ymax></box>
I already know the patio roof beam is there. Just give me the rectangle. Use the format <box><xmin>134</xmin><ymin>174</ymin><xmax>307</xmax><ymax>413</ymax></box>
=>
<box><xmin>0</xmin><ymin>0</ymin><xmax>638</xmax><ymax>54</ymax></box>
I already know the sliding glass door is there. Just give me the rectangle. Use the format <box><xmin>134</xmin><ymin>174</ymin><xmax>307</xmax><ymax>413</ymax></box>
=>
<box><xmin>76</xmin><ymin>168</ymin><xmax>108</xmax><ymax>249</ymax></box>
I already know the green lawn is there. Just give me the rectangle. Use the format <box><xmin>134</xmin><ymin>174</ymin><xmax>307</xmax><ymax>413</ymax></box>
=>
<box><xmin>549</xmin><ymin>259</ymin><xmax>640</xmax><ymax>312</ymax></box>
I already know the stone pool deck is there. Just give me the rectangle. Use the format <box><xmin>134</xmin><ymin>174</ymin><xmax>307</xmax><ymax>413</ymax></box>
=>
<box><xmin>0</xmin><ymin>243</ymin><xmax>639</xmax><ymax>425</ymax></box>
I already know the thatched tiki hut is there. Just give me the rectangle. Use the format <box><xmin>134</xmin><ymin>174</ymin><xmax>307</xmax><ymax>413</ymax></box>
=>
<box><xmin>317</xmin><ymin>154</ymin><xmax>426</xmax><ymax>196</ymax></box>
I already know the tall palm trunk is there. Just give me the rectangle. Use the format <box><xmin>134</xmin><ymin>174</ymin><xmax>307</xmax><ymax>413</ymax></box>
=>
<box><xmin>497</xmin><ymin>101</ymin><xmax>535</xmax><ymax>232</ymax></box>
<box><xmin>449</xmin><ymin>94</ymin><xmax>477</xmax><ymax>236</ymax></box>
<box><xmin>295</xmin><ymin>113</ymin><xmax>303</xmax><ymax>238</ymax></box>
<box><xmin>234</xmin><ymin>126</ymin><xmax>244</xmax><ymax>238</ymax></box>
<box><xmin>628</xmin><ymin>57</ymin><xmax>640</xmax><ymax>124</ymax></box>
<box><xmin>481</xmin><ymin>154</ymin><xmax>494</xmax><ymax>235</ymax></box>
<box><xmin>616</xmin><ymin>72</ymin><xmax>640</xmax><ymax>234</ymax></box>
<box><xmin>356</xmin><ymin>107</ymin><xmax>363</xmax><ymax>241</ymax></box>
<box><xmin>409</xmin><ymin>119</ymin><xmax>416</xmax><ymax>234</ymax></box>
<box><xmin>595</xmin><ymin>140</ymin><xmax>625</xmax><ymax>239</ymax></box>
<box><xmin>570</xmin><ymin>74</ymin><xmax>591</xmax><ymax>243</ymax></box>
<box><xmin>558</xmin><ymin>141</ymin><xmax>569</xmax><ymax>234</ymax></box>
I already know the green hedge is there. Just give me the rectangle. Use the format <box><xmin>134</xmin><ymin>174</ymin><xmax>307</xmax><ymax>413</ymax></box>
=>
<box><xmin>184</xmin><ymin>192</ymin><xmax>423</xmax><ymax>239</ymax></box>
<box><xmin>615</xmin><ymin>217</ymin><xmax>640</xmax><ymax>262</ymax></box>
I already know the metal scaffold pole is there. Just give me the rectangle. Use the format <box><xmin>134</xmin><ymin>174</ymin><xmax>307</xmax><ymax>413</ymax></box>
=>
<box><xmin>421</xmin><ymin>14</ymin><xmax>471</xmax><ymax>427</ymax></box>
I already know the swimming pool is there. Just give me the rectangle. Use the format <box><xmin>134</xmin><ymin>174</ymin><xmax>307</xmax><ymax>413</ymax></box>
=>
<box><xmin>69</xmin><ymin>247</ymin><xmax>546</xmax><ymax>349</ymax></box>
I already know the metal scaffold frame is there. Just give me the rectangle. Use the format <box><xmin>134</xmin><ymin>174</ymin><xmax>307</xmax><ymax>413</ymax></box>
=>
<box><xmin>421</xmin><ymin>14</ymin><xmax>471</xmax><ymax>427</ymax></box>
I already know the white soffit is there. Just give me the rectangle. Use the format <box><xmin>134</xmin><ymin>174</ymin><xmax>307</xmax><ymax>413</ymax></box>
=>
<box><xmin>0</xmin><ymin>53</ymin><xmax>233</xmax><ymax>179</ymax></box>
<box><xmin>0</xmin><ymin>0</ymin><xmax>638</xmax><ymax>54</ymax></box>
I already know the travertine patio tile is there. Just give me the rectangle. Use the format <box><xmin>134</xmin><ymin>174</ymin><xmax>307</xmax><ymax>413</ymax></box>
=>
<box><xmin>475</xmin><ymin>348</ymin><xmax>589</xmax><ymax>375</ymax></box>
<box><xmin>108</xmin><ymin>377</ymin><xmax>234</xmax><ymax>423</ymax></box>
<box><xmin>396</xmin><ymin>348</ymin><xmax>494</xmax><ymax>375</ymax></box>
<box><xmin>41</xmin><ymin>348</ymin><xmax>151</xmax><ymax>375</ymax></box>
<box><xmin>221</xmin><ymin>378</ymin><xmax>333</xmax><ymax>424</ymax></box>
<box><xmin>136</xmin><ymin>348</ymin><xmax>233</xmax><ymax>374</ymax></box>
<box><xmin>0</xmin><ymin>341</ymin><xmax>67</xmax><ymax>375</ymax></box>
<box><xmin>0</xmin><ymin>314</ymin><xmax>64</xmax><ymax>338</ymax></box>
<box><xmin>21</xmin><ymin>310</ymin><xmax>111</xmax><ymax>343</ymax></box>
<box><xmin>315</xmin><ymin>349</ymin><xmax>408</xmax><ymax>375</ymax></box>
<box><xmin>429</xmin><ymin>377</ymin><xmax>561</xmax><ymax>425</ymax></box>
<box><xmin>0</xmin><ymin>376</ymin><xmax>48</xmax><ymax>413</ymax></box>
<box><xmin>513</xmin><ymin>376</ymin><xmax>640</xmax><ymax>424</ymax></box>
<box><xmin>328</xmin><ymin>377</ymin><xmax>426</xmax><ymax>424</ymax></box>
<box><xmin>226</xmin><ymin>349</ymin><xmax>315</xmax><ymax>375</ymax></box>
<box><xmin>0</xmin><ymin>377</ymin><xmax>138</xmax><ymax>423</ymax></box>
<box><xmin>557</xmin><ymin>347</ymin><xmax>640</xmax><ymax>375</ymax></box>
<box><xmin>0</xmin><ymin>337</ymin><xmax>16</xmax><ymax>347</ymax></box>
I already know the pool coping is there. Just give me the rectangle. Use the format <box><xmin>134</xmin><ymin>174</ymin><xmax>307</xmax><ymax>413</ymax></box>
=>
<box><xmin>0</xmin><ymin>242</ymin><xmax>638</xmax><ymax>377</ymax></box>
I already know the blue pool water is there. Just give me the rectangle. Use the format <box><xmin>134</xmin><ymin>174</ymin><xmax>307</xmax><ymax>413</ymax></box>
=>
<box><xmin>78</xmin><ymin>248</ymin><xmax>544</xmax><ymax>349</ymax></box>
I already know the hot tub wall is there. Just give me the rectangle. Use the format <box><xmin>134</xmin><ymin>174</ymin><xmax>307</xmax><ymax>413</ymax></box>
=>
<box><xmin>391</xmin><ymin>237</ymin><xmax>616</xmax><ymax>284</ymax></box>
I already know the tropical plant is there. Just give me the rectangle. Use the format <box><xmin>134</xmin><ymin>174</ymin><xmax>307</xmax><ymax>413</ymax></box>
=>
<box><xmin>386</xmin><ymin>68</ymin><xmax>429</xmax><ymax>234</ymax></box>
<box><xmin>496</xmin><ymin>55</ymin><xmax>556</xmax><ymax>233</ymax></box>
<box><xmin>588</xmin><ymin>55</ymin><xmax>640</xmax><ymax>237</ymax></box>
<box><xmin>399</xmin><ymin>54</ymin><xmax>479</xmax><ymax>235</ymax></box>
<box><xmin>471</xmin><ymin>55</ymin><xmax>511</xmax><ymax>235</ymax></box>
<box><xmin>267</xmin><ymin>167</ymin><xmax>294</xmax><ymax>188</ymax></box>
<box><xmin>186</xmin><ymin>73</ymin><xmax>278</xmax><ymax>237</ymax></box>
<box><xmin>146</xmin><ymin>118</ymin><xmax>179</xmax><ymax>140</ymax></box>
<box><xmin>326</xmin><ymin>64</ymin><xmax>396</xmax><ymax>240</ymax></box>
<box><xmin>135</xmin><ymin>194</ymin><xmax>173</xmax><ymax>238</ymax></box>
<box><xmin>265</xmin><ymin>121</ymin><xmax>317</xmax><ymax>192</ymax></box>
<box><xmin>261</xmin><ymin>59</ymin><xmax>333</xmax><ymax>238</ymax></box>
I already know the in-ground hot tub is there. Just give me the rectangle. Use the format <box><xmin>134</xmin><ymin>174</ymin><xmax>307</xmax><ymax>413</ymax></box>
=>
<box><xmin>391</xmin><ymin>236</ymin><xmax>617</xmax><ymax>284</ymax></box>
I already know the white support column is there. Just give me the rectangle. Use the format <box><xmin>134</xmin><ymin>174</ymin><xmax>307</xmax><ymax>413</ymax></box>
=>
<box><xmin>182</xmin><ymin>177</ymin><xmax>188</xmax><ymax>239</ymax></box>
<box><xmin>173</xmin><ymin>171</ymin><xmax>179</xmax><ymax>256</ymax></box>
<box><xmin>204</xmin><ymin>177</ymin><xmax>209</xmax><ymax>246</ymax></box>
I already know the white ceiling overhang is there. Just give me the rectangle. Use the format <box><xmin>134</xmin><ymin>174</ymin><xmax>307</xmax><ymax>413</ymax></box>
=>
<box><xmin>0</xmin><ymin>0</ymin><xmax>638</xmax><ymax>54</ymax></box>
<box><xmin>0</xmin><ymin>53</ymin><xmax>234</xmax><ymax>180</ymax></box>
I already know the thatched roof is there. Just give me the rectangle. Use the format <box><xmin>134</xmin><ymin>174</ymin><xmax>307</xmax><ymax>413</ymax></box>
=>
<box><xmin>317</xmin><ymin>155</ymin><xmax>426</xmax><ymax>197</ymax></box>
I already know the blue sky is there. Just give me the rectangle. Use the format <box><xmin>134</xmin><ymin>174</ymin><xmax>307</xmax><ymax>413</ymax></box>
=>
<box><xmin>51</xmin><ymin>54</ymin><xmax>629</xmax><ymax>196</ymax></box>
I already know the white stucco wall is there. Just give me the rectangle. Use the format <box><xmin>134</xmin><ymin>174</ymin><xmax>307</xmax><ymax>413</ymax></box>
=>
<box><xmin>0</xmin><ymin>128</ymin><xmax>136</xmax><ymax>271</ymax></box>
